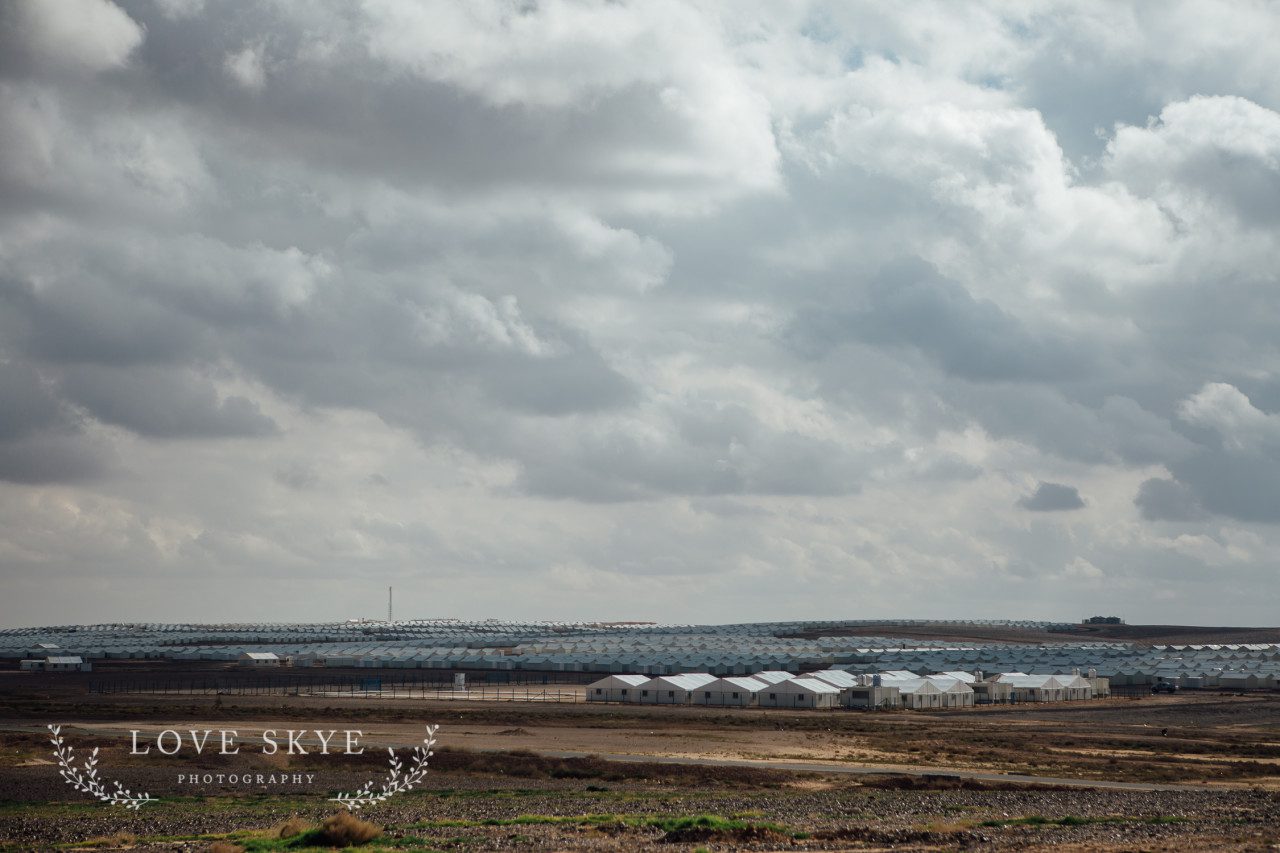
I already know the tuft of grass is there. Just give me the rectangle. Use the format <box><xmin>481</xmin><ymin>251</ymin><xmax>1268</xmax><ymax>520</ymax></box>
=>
<box><xmin>273</xmin><ymin>816</ymin><xmax>311</xmax><ymax>839</ymax></box>
<box><xmin>309</xmin><ymin>811</ymin><xmax>382</xmax><ymax>847</ymax></box>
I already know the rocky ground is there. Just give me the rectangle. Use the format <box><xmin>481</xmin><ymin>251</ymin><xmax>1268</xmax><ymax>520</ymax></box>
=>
<box><xmin>2</xmin><ymin>685</ymin><xmax>1278</xmax><ymax>849</ymax></box>
<box><xmin>1</xmin><ymin>755</ymin><xmax>1278</xmax><ymax>851</ymax></box>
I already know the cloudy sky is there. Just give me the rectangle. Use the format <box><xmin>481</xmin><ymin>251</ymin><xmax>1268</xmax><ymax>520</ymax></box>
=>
<box><xmin>2</xmin><ymin>1</ymin><xmax>1278</xmax><ymax>627</ymax></box>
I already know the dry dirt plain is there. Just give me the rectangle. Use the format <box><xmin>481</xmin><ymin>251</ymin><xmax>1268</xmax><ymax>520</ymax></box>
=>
<box><xmin>0</xmin><ymin>684</ymin><xmax>1278</xmax><ymax>851</ymax></box>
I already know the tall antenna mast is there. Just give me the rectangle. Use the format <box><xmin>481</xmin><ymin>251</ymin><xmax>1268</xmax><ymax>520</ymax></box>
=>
<box><xmin>388</xmin><ymin>586</ymin><xmax>393</xmax><ymax>623</ymax></box>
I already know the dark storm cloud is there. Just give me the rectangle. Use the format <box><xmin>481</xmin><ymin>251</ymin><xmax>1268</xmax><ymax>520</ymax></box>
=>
<box><xmin>0</xmin><ymin>433</ymin><xmax>106</xmax><ymax>484</ymax></box>
<box><xmin>859</xmin><ymin>259</ymin><xmax>1093</xmax><ymax>382</ymax></box>
<box><xmin>0</xmin><ymin>361</ymin><xmax>105</xmax><ymax>483</ymax></box>
<box><xmin>58</xmin><ymin>365</ymin><xmax>278</xmax><ymax>439</ymax></box>
<box><xmin>1168</xmin><ymin>451</ymin><xmax>1280</xmax><ymax>524</ymax></box>
<box><xmin>1134</xmin><ymin>477</ymin><xmax>1207</xmax><ymax>522</ymax></box>
<box><xmin>791</xmin><ymin>258</ymin><xmax>1096</xmax><ymax>382</ymax></box>
<box><xmin>0</xmin><ymin>272</ymin><xmax>208</xmax><ymax>368</ymax></box>
<box><xmin>1018</xmin><ymin>482</ymin><xmax>1086</xmax><ymax>512</ymax></box>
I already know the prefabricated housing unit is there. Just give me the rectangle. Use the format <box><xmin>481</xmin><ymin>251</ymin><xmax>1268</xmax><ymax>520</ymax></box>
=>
<box><xmin>757</xmin><ymin>677</ymin><xmax>841</xmax><ymax>709</ymax></box>
<box><xmin>586</xmin><ymin>673</ymin><xmax>650</xmax><ymax>702</ymax></box>
<box><xmin>692</xmin><ymin>676</ymin><xmax>766</xmax><ymax>706</ymax></box>
<box><xmin>842</xmin><ymin>684</ymin><xmax>902</xmax><ymax>708</ymax></box>
<box><xmin>43</xmin><ymin>656</ymin><xmax>91</xmax><ymax>672</ymax></box>
<box><xmin>238</xmin><ymin>652</ymin><xmax>282</xmax><ymax>667</ymax></box>
<box><xmin>636</xmin><ymin>673</ymin><xmax>717</xmax><ymax>704</ymax></box>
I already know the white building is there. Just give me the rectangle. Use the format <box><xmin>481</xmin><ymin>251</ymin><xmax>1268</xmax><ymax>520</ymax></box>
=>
<box><xmin>691</xmin><ymin>676</ymin><xmax>766</xmax><ymax>706</ymax></box>
<box><xmin>637</xmin><ymin>673</ymin><xmax>717</xmax><ymax>704</ymax></box>
<box><xmin>43</xmin><ymin>656</ymin><xmax>91</xmax><ymax>672</ymax></box>
<box><xmin>804</xmin><ymin>669</ymin><xmax>860</xmax><ymax>689</ymax></box>
<box><xmin>586</xmin><ymin>673</ymin><xmax>650</xmax><ymax>702</ymax></box>
<box><xmin>991</xmin><ymin>673</ymin><xmax>1080</xmax><ymax>702</ymax></box>
<box><xmin>757</xmin><ymin>677</ymin><xmax>841</xmax><ymax>709</ymax></box>
<box><xmin>878</xmin><ymin>676</ymin><xmax>945</xmax><ymax>709</ymax></box>
<box><xmin>238</xmin><ymin>652</ymin><xmax>281</xmax><ymax>667</ymax></box>
<box><xmin>923</xmin><ymin>676</ymin><xmax>976</xmax><ymax>707</ymax></box>
<box><xmin>842</xmin><ymin>683</ymin><xmax>902</xmax><ymax>709</ymax></box>
<box><xmin>750</xmin><ymin>670</ymin><xmax>796</xmax><ymax>685</ymax></box>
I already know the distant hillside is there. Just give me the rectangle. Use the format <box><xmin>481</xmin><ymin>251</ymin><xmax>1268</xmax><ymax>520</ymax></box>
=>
<box><xmin>780</xmin><ymin>622</ymin><xmax>1280</xmax><ymax>646</ymax></box>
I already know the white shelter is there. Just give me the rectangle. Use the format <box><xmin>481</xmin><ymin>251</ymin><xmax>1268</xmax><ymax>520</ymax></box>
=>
<box><xmin>992</xmin><ymin>673</ymin><xmax>1073</xmax><ymax>702</ymax></box>
<box><xmin>923</xmin><ymin>676</ymin><xmax>976</xmax><ymax>707</ymax></box>
<box><xmin>238</xmin><ymin>652</ymin><xmax>281</xmax><ymax>667</ymax></box>
<box><xmin>44</xmin><ymin>656</ymin><xmax>90</xmax><ymax>672</ymax></box>
<box><xmin>878</xmin><ymin>676</ymin><xmax>945</xmax><ymax>709</ymax></box>
<box><xmin>757</xmin><ymin>677</ymin><xmax>841</xmax><ymax>709</ymax></box>
<box><xmin>692</xmin><ymin>676</ymin><xmax>766</xmax><ymax>706</ymax></box>
<box><xmin>804</xmin><ymin>669</ymin><xmax>860</xmax><ymax>688</ymax></box>
<box><xmin>749</xmin><ymin>670</ymin><xmax>796</xmax><ymax>685</ymax></box>
<box><xmin>637</xmin><ymin>673</ymin><xmax>717</xmax><ymax>704</ymax></box>
<box><xmin>586</xmin><ymin>673</ymin><xmax>649</xmax><ymax>702</ymax></box>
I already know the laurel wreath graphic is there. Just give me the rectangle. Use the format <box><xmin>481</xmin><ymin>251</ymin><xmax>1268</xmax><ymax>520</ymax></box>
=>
<box><xmin>48</xmin><ymin>725</ymin><xmax>156</xmax><ymax>810</ymax></box>
<box><xmin>330</xmin><ymin>725</ymin><xmax>438</xmax><ymax>811</ymax></box>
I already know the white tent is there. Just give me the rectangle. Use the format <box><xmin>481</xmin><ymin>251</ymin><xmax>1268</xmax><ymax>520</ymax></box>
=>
<box><xmin>757</xmin><ymin>677</ymin><xmax>841</xmax><ymax>709</ymax></box>
<box><xmin>878</xmin><ymin>676</ymin><xmax>945</xmax><ymax>709</ymax></box>
<box><xmin>923</xmin><ymin>676</ymin><xmax>976</xmax><ymax>707</ymax></box>
<box><xmin>993</xmin><ymin>673</ymin><xmax>1072</xmax><ymax>702</ymax></box>
<box><xmin>804</xmin><ymin>669</ymin><xmax>860</xmax><ymax>688</ymax></box>
<box><xmin>692</xmin><ymin>676</ymin><xmax>766</xmax><ymax>707</ymax></box>
<box><xmin>238</xmin><ymin>651</ymin><xmax>281</xmax><ymax>667</ymax></box>
<box><xmin>586</xmin><ymin>673</ymin><xmax>650</xmax><ymax>702</ymax></box>
<box><xmin>637</xmin><ymin>673</ymin><xmax>717</xmax><ymax>704</ymax></box>
<box><xmin>750</xmin><ymin>670</ymin><xmax>796</xmax><ymax>685</ymax></box>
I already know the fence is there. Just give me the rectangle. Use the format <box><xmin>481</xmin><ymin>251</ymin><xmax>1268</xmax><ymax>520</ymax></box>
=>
<box><xmin>88</xmin><ymin>671</ymin><xmax>591</xmax><ymax>701</ymax></box>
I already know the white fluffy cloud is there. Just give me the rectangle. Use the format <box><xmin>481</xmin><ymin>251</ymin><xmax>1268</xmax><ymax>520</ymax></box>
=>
<box><xmin>2</xmin><ymin>0</ymin><xmax>143</xmax><ymax>74</ymax></box>
<box><xmin>1179</xmin><ymin>383</ymin><xmax>1280</xmax><ymax>452</ymax></box>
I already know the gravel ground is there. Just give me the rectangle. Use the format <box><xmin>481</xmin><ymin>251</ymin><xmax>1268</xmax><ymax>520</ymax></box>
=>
<box><xmin>2</xmin><ymin>766</ymin><xmax>1278</xmax><ymax>851</ymax></box>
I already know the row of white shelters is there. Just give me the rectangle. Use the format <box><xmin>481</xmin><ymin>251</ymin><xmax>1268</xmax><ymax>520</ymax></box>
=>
<box><xmin>989</xmin><ymin>673</ymin><xmax>1093</xmax><ymax>702</ymax></box>
<box><xmin>588</xmin><ymin>667</ymin><xmax>1101</xmax><ymax>710</ymax></box>
<box><xmin>637</xmin><ymin>673</ymin><xmax>719</xmax><ymax>704</ymax></box>
<box><xmin>805</xmin><ymin>669</ymin><xmax>903</xmax><ymax>708</ymax></box>
<box><xmin>878</xmin><ymin>673</ymin><xmax>976</xmax><ymax>708</ymax></box>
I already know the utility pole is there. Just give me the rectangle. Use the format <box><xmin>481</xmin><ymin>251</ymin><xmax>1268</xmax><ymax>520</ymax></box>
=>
<box><xmin>388</xmin><ymin>586</ymin><xmax>393</xmax><ymax>623</ymax></box>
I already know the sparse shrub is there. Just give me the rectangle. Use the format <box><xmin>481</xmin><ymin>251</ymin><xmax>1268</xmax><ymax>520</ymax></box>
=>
<box><xmin>86</xmin><ymin>832</ymin><xmax>136</xmax><ymax>848</ymax></box>
<box><xmin>275</xmin><ymin>816</ymin><xmax>312</xmax><ymax>838</ymax></box>
<box><xmin>314</xmin><ymin>810</ymin><xmax>382</xmax><ymax>846</ymax></box>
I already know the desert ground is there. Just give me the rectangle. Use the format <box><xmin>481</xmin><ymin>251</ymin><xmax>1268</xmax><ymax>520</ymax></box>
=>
<box><xmin>0</xmin><ymin>673</ymin><xmax>1278</xmax><ymax>851</ymax></box>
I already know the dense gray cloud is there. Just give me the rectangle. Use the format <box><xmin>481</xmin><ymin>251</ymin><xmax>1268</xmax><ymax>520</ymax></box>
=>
<box><xmin>1135</xmin><ymin>478</ymin><xmax>1206</xmax><ymax>523</ymax></box>
<box><xmin>1018</xmin><ymin>482</ymin><xmax>1086</xmax><ymax>512</ymax></box>
<box><xmin>59</xmin><ymin>366</ymin><xmax>279</xmax><ymax>439</ymax></box>
<box><xmin>1</xmin><ymin>1</ymin><xmax>1278</xmax><ymax>626</ymax></box>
